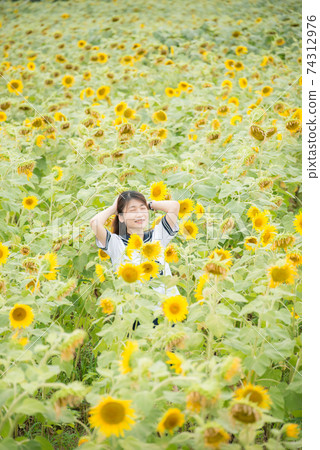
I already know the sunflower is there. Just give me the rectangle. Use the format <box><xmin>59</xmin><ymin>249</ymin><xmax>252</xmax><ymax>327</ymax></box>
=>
<box><xmin>251</xmin><ymin>211</ymin><xmax>269</xmax><ymax>231</ymax></box>
<box><xmin>224</xmin><ymin>356</ymin><xmax>242</xmax><ymax>381</ymax></box>
<box><xmin>54</xmin><ymin>112</ymin><xmax>67</xmax><ymax>121</ymax></box>
<box><xmin>221</xmin><ymin>79</ymin><xmax>232</xmax><ymax>89</ymax></box>
<box><xmin>52</xmin><ymin>166</ymin><xmax>63</xmax><ymax>181</ymax></box>
<box><xmin>217</xmin><ymin>105</ymin><xmax>230</xmax><ymax>116</ymax></box>
<box><xmin>156</xmin><ymin>408</ymin><xmax>185</xmax><ymax>436</ymax></box>
<box><xmin>62</xmin><ymin>74</ymin><xmax>74</xmax><ymax>88</ymax></box>
<box><xmin>97</xmin><ymin>52</ymin><xmax>108</xmax><ymax>63</ymax></box>
<box><xmin>114</xmin><ymin>101</ymin><xmax>127</xmax><ymax>116</ymax></box>
<box><xmin>95</xmin><ymin>264</ymin><xmax>106</xmax><ymax>282</ymax></box>
<box><xmin>119</xmin><ymin>340</ymin><xmax>139</xmax><ymax>374</ymax></box>
<box><xmin>22</xmin><ymin>195</ymin><xmax>38</xmax><ymax>210</ymax></box>
<box><xmin>230</xmin><ymin>399</ymin><xmax>261</xmax><ymax>425</ymax></box>
<box><xmin>291</xmin><ymin>108</ymin><xmax>302</xmax><ymax>122</ymax></box>
<box><xmin>194</xmin><ymin>272</ymin><xmax>210</xmax><ymax>303</ymax></box>
<box><xmin>164</xmin><ymin>244</ymin><xmax>179</xmax><ymax>263</ymax></box>
<box><xmin>234</xmin><ymin>61</ymin><xmax>244</xmax><ymax>71</ymax></box>
<box><xmin>209</xmin><ymin>248</ymin><xmax>233</xmax><ymax>267</ymax></box>
<box><xmin>239</xmin><ymin>77</ymin><xmax>248</xmax><ymax>88</ymax></box>
<box><xmin>35</xmin><ymin>134</ymin><xmax>45</xmax><ymax>147</ymax></box>
<box><xmin>268</xmin><ymin>261</ymin><xmax>298</xmax><ymax>288</ymax></box>
<box><xmin>31</xmin><ymin>117</ymin><xmax>43</xmax><ymax>128</ymax></box>
<box><xmin>140</xmin><ymin>261</ymin><xmax>159</xmax><ymax>281</ymax></box>
<box><xmin>162</xmin><ymin>295</ymin><xmax>189</xmax><ymax>323</ymax></box>
<box><xmin>260</xmin><ymin>225</ymin><xmax>277</xmax><ymax>247</ymax></box>
<box><xmin>9</xmin><ymin>304</ymin><xmax>34</xmax><ymax>329</ymax></box>
<box><xmin>0</xmin><ymin>242</ymin><xmax>10</xmax><ymax>265</ymax></box>
<box><xmin>7</xmin><ymin>79</ymin><xmax>24</xmax><ymax>95</ymax></box>
<box><xmin>140</xmin><ymin>241</ymin><xmax>162</xmax><ymax>260</ymax></box>
<box><xmin>165</xmin><ymin>87</ymin><xmax>175</xmax><ymax>97</ymax></box>
<box><xmin>193</xmin><ymin>204</ymin><xmax>204</xmax><ymax>220</ymax></box>
<box><xmin>78</xmin><ymin>40</ymin><xmax>86</xmax><ymax>48</ymax></box>
<box><xmin>88</xmin><ymin>396</ymin><xmax>136</xmax><ymax>438</ymax></box>
<box><xmin>95</xmin><ymin>85</ymin><xmax>109</xmax><ymax>100</ymax></box>
<box><xmin>178</xmin><ymin>199</ymin><xmax>194</xmax><ymax>218</ymax></box>
<box><xmin>211</xmin><ymin>119</ymin><xmax>221</xmax><ymax>129</ymax></box>
<box><xmin>178</xmin><ymin>81</ymin><xmax>189</xmax><ymax>91</ymax></box>
<box><xmin>117</xmin><ymin>262</ymin><xmax>142</xmax><ymax>283</ymax></box>
<box><xmin>233</xmin><ymin>382</ymin><xmax>272</xmax><ymax>410</ymax></box>
<box><xmin>127</xmin><ymin>234</ymin><xmax>143</xmax><ymax>258</ymax></box>
<box><xmin>27</xmin><ymin>61</ymin><xmax>35</xmax><ymax>71</ymax></box>
<box><xmin>152</xmin><ymin>110</ymin><xmax>167</xmax><ymax>124</ymax></box>
<box><xmin>271</xmin><ymin>233</ymin><xmax>296</xmax><ymax>251</ymax></box>
<box><xmin>203</xmin><ymin>425</ymin><xmax>230</xmax><ymax>449</ymax></box>
<box><xmin>235</xmin><ymin>45</ymin><xmax>247</xmax><ymax>55</ymax></box>
<box><xmin>276</xmin><ymin>38</ymin><xmax>285</xmax><ymax>46</ymax></box>
<box><xmin>227</xmin><ymin>98</ymin><xmax>239</xmax><ymax>111</ymax></box>
<box><xmin>157</xmin><ymin>128</ymin><xmax>168</xmax><ymax>139</ymax></box>
<box><xmin>285</xmin><ymin>119</ymin><xmax>301</xmax><ymax>133</ymax></box>
<box><xmin>230</xmin><ymin>115</ymin><xmax>242</xmax><ymax>125</ymax></box>
<box><xmin>180</xmin><ymin>220</ymin><xmax>197</xmax><ymax>240</ymax></box>
<box><xmin>120</xmin><ymin>55</ymin><xmax>134</xmax><ymax>66</ymax></box>
<box><xmin>284</xmin><ymin>423</ymin><xmax>300</xmax><ymax>439</ymax></box>
<box><xmin>43</xmin><ymin>252</ymin><xmax>59</xmax><ymax>280</ymax></box>
<box><xmin>100</xmin><ymin>298</ymin><xmax>114</xmax><ymax>314</ymax></box>
<box><xmin>293</xmin><ymin>211</ymin><xmax>302</xmax><ymax>235</ymax></box>
<box><xmin>261</xmin><ymin>86</ymin><xmax>273</xmax><ymax>97</ymax></box>
<box><xmin>224</xmin><ymin>59</ymin><xmax>235</xmax><ymax>70</ymax></box>
<box><xmin>286</xmin><ymin>251</ymin><xmax>302</xmax><ymax>267</ymax></box>
<box><xmin>0</xmin><ymin>111</ymin><xmax>7</xmax><ymax>122</ymax></box>
<box><xmin>166</xmin><ymin>351</ymin><xmax>185</xmax><ymax>375</ymax></box>
<box><xmin>123</xmin><ymin>108</ymin><xmax>136</xmax><ymax>119</ymax></box>
<box><xmin>204</xmin><ymin>260</ymin><xmax>229</xmax><ymax>279</ymax></box>
<box><xmin>83</xmin><ymin>70</ymin><xmax>91</xmax><ymax>80</ymax></box>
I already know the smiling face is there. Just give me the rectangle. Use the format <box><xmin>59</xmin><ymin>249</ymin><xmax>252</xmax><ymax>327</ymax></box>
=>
<box><xmin>118</xmin><ymin>198</ymin><xmax>149</xmax><ymax>235</ymax></box>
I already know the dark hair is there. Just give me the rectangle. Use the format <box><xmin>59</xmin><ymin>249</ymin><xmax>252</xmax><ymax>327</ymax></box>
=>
<box><xmin>111</xmin><ymin>190</ymin><xmax>153</xmax><ymax>236</ymax></box>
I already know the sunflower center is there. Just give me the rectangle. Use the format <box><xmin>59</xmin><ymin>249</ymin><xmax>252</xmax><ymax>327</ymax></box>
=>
<box><xmin>100</xmin><ymin>402</ymin><xmax>125</xmax><ymax>424</ymax></box>
<box><xmin>255</xmin><ymin>218</ymin><xmax>262</xmax><ymax>227</ymax></box>
<box><xmin>206</xmin><ymin>429</ymin><xmax>224</xmax><ymax>444</ymax></box>
<box><xmin>163</xmin><ymin>413</ymin><xmax>179</xmax><ymax>429</ymax></box>
<box><xmin>11</xmin><ymin>82</ymin><xmax>19</xmax><ymax>89</ymax></box>
<box><xmin>247</xmin><ymin>389</ymin><xmax>263</xmax><ymax>404</ymax></box>
<box><xmin>271</xmin><ymin>267</ymin><xmax>289</xmax><ymax>282</ymax></box>
<box><xmin>185</xmin><ymin>225</ymin><xmax>193</xmax><ymax>234</ymax></box>
<box><xmin>157</xmin><ymin>111</ymin><xmax>166</xmax><ymax>121</ymax></box>
<box><xmin>26</xmin><ymin>199</ymin><xmax>33</xmax><ymax>205</ymax></box>
<box><xmin>123</xmin><ymin>268</ymin><xmax>138</xmax><ymax>282</ymax></box>
<box><xmin>169</xmin><ymin>303</ymin><xmax>180</xmax><ymax>314</ymax></box>
<box><xmin>0</xmin><ymin>249</ymin><xmax>3</xmax><ymax>258</ymax></box>
<box><xmin>13</xmin><ymin>307</ymin><xmax>27</xmax><ymax>321</ymax></box>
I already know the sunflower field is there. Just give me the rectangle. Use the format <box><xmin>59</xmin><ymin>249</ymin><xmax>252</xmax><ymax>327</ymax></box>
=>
<box><xmin>0</xmin><ymin>0</ymin><xmax>302</xmax><ymax>448</ymax></box>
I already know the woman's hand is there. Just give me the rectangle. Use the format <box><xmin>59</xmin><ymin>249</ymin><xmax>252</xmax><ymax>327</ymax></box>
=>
<box><xmin>112</xmin><ymin>194</ymin><xmax>120</xmax><ymax>214</ymax></box>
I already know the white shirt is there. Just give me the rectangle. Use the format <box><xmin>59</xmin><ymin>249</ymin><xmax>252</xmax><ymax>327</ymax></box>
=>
<box><xmin>95</xmin><ymin>214</ymin><xmax>180</xmax><ymax>315</ymax></box>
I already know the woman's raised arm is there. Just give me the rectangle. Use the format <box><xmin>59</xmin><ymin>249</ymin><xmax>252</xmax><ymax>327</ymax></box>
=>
<box><xmin>150</xmin><ymin>200</ymin><xmax>180</xmax><ymax>231</ymax></box>
<box><xmin>90</xmin><ymin>196</ymin><xmax>118</xmax><ymax>244</ymax></box>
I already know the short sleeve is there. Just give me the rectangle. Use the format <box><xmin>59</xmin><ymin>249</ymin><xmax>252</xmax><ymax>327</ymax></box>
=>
<box><xmin>153</xmin><ymin>214</ymin><xmax>179</xmax><ymax>249</ymax></box>
<box><xmin>95</xmin><ymin>228</ymin><xmax>121</xmax><ymax>261</ymax></box>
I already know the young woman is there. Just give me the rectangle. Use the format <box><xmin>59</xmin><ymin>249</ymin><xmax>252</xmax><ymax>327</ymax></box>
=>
<box><xmin>90</xmin><ymin>190</ymin><xmax>181</xmax><ymax>319</ymax></box>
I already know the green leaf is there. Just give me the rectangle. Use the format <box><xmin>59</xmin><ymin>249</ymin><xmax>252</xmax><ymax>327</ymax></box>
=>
<box><xmin>192</xmin><ymin>184</ymin><xmax>217</xmax><ymax>198</ymax></box>
<box><xmin>223</xmin><ymin>290</ymin><xmax>248</xmax><ymax>303</ymax></box>
<box><xmin>15</xmin><ymin>399</ymin><xmax>46</xmax><ymax>415</ymax></box>
<box><xmin>165</xmin><ymin>172</ymin><xmax>193</xmax><ymax>186</ymax></box>
<box><xmin>206</xmin><ymin>314</ymin><xmax>230</xmax><ymax>338</ymax></box>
